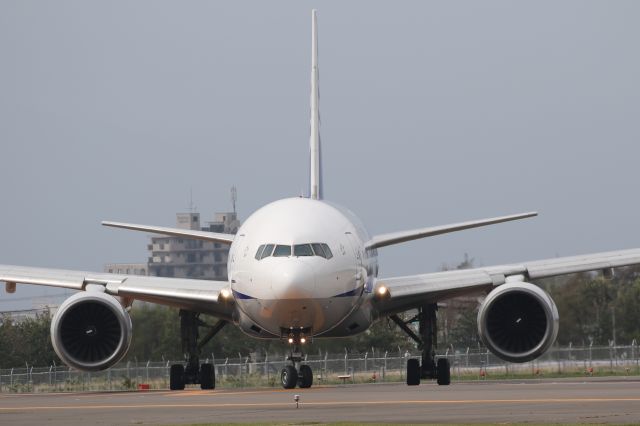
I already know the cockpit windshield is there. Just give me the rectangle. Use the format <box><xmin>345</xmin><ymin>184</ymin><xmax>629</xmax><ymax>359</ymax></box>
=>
<box><xmin>273</xmin><ymin>245</ymin><xmax>292</xmax><ymax>257</ymax></box>
<box><xmin>255</xmin><ymin>243</ymin><xmax>333</xmax><ymax>260</ymax></box>
<box><xmin>294</xmin><ymin>244</ymin><xmax>314</xmax><ymax>256</ymax></box>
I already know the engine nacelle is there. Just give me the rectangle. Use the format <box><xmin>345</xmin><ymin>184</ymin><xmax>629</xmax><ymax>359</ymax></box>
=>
<box><xmin>477</xmin><ymin>282</ymin><xmax>559</xmax><ymax>363</ymax></box>
<box><xmin>51</xmin><ymin>292</ymin><xmax>133</xmax><ymax>371</ymax></box>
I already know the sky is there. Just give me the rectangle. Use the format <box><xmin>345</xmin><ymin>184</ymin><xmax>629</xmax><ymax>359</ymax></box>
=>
<box><xmin>1</xmin><ymin>1</ymin><xmax>639</xmax><ymax>310</ymax></box>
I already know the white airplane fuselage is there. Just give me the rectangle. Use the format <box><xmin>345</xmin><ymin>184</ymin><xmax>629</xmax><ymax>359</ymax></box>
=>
<box><xmin>228</xmin><ymin>197</ymin><xmax>379</xmax><ymax>340</ymax></box>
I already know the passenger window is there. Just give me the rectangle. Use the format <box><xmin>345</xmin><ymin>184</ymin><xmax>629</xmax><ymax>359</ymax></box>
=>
<box><xmin>255</xmin><ymin>244</ymin><xmax>266</xmax><ymax>260</ymax></box>
<box><xmin>260</xmin><ymin>244</ymin><xmax>275</xmax><ymax>259</ymax></box>
<box><xmin>311</xmin><ymin>243</ymin><xmax>326</xmax><ymax>258</ymax></box>
<box><xmin>294</xmin><ymin>244</ymin><xmax>314</xmax><ymax>256</ymax></box>
<box><xmin>321</xmin><ymin>243</ymin><xmax>333</xmax><ymax>259</ymax></box>
<box><xmin>273</xmin><ymin>245</ymin><xmax>292</xmax><ymax>257</ymax></box>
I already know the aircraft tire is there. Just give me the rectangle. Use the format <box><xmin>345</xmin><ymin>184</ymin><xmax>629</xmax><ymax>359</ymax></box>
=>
<box><xmin>436</xmin><ymin>358</ymin><xmax>451</xmax><ymax>386</ymax></box>
<box><xmin>200</xmin><ymin>363</ymin><xmax>215</xmax><ymax>390</ymax></box>
<box><xmin>281</xmin><ymin>365</ymin><xmax>298</xmax><ymax>389</ymax></box>
<box><xmin>170</xmin><ymin>364</ymin><xmax>185</xmax><ymax>390</ymax></box>
<box><xmin>406</xmin><ymin>359</ymin><xmax>420</xmax><ymax>386</ymax></box>
<box><xmin>299</xmin><ymin>365</ymin><xmax>313</xmax><ymax>388</ymax></box>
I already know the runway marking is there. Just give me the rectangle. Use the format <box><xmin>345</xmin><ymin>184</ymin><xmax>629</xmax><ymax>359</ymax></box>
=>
<box><xmin>166</xmin><ymin>387</ymin><xmax>325</xmax><ymax>397</ymax></box>
<box><xmin>3</xmin><ymin>397</ymin><xmax>640</xmax><ymax>411</ymax></box>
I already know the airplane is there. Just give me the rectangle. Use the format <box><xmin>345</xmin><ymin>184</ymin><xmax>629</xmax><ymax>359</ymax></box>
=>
<box><xmin>3</xmin><ymin>10</ymin><xmax>640</xmax><ymax>391</ymax></box>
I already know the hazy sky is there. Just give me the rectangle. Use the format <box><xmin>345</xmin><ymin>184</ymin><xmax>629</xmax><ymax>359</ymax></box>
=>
<box><xmin>1</xmin><ymin>1</ymin><xmax>639</xmax><ymax>309</ymax></box>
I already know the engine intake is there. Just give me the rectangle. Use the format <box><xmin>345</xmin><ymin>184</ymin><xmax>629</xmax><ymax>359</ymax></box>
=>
<box><xmin>51</xmin><ymin>292</ymin><xmax>132</xmax><ymax>371</ymax></box>
<box><xmin>477</xmin><ymin>282</ymin><xmax>558</xmax><ymax>363</ymax></box>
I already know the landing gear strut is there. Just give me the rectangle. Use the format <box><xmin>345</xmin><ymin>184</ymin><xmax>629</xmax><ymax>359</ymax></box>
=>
<box><xmin>280</xmin><ymin>329</ymin><xmax>313</xmax><ymax>389</ymax></box>
<box><xmin>390</xmin><ymin>303</ymin><xmax>451</xmax><ymax>386</ymax></box>
<box><xmin>169</xmin><ymin>310</ymin><xmax>227</xmax><ymax>390</ymax></box>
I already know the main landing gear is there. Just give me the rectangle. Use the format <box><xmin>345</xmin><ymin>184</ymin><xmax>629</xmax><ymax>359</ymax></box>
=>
<box><xmin>169</xmin><ymin>310</ymin><xmax>227</xmax><ymax>391</ymax></box>
<box><xmin>390</xmin><ymin>303</ymin><xmax>451</xmax><ymax>386</ymax></box>
<box><xmin>280</xmin><ymin>329</ymin><xmax>313</xmax><ymax>389</ymax></box>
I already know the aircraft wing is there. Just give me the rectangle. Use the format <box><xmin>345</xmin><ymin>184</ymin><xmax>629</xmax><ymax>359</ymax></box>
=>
<box><xmin>375</xmin><ymin>248</ymin><xmax>640</xmax><ymax>315</ymax></box>
<box><xmin>0</xmin><ymin>265</ymin><xmax>233</xmax><ymax>319</ymax></box>
<box><xmin>102</xmin><ymin>221</ymin><xmax>235</xmax><ymax>244</ymax></box>
<box><xmin>365</xmin><ymin>212</ymin><xmax>537</xmax><ymax>250</ymax></box>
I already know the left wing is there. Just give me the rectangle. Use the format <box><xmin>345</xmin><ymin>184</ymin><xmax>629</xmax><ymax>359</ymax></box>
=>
<box><xmin>0</xmin><ymin>265</ymin><xmax>233</xmax><ymax>319</ymax></box>
<box><xmin>375</xmin><ymin>248</ymin><xmax>640</xmax><ymax>315</ymax></box>
<box><xmin>365</xmin><ymin>212</ymin><xmax>537</xmax><ymax>249</ymax></box>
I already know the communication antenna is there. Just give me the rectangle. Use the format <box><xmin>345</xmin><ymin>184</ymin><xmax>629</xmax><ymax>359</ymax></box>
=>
<box><xmin>231</xmin><ymin>186</ymin><xmax>237</xmax><ymax>214</ymax></box>
<box><xmin>188</xmin><ymin>187</ymin><xmax>197</xmax><ymax>213</ymax></box>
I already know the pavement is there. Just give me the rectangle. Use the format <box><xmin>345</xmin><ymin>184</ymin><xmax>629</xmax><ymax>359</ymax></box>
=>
<box><xmin>1</xmin><ymin>377</ymin><xmax>640</xmax><ymax>424</ymax></box>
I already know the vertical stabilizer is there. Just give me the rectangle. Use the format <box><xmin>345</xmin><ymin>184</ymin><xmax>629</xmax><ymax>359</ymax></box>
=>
<box><xmin>309</xmin><ymin>9</ymin><xmax>323</xmax><ymax>200</ymax></box>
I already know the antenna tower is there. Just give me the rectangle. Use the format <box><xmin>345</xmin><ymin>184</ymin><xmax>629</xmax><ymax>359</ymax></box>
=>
<box><xmin>231</xmin><ymin>186</ymin><xmax>237</xmax><ymax>214</ymax></box>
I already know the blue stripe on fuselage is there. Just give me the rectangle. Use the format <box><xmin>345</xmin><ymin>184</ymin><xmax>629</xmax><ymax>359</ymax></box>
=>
<box><xmin>232</xmin><ymin>290</ymin><xmax>256</xmax><ymax>300</ymax></box>
<box><xmin>332</xmin><ymin>286</ymin><xmax>363</xmax><ymax>298</ymax></box>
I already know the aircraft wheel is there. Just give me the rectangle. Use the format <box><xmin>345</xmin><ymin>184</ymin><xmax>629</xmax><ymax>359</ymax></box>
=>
<box><xmin>436</xmin><ymin>358</ymin><xmax>451</xmax><ymax>386</ymax></box>
<box><xmin>200</xmin><ymin>363</ymin><xmax>215</xmax><ymax>390</ymax></box>
<box><xmin>281</xmin><ymin>365</ymin><xmax>298</xmax><ymax>389</ymax></box>
<box><xmin>406</xmin><ymin>358</ymin><xmax>420</xmax><ymax>386</ymax></box>
<box><xmin>299</xmin><ymin>365</ymin><xmax>313</xmax><ymax>388</ymax></box>
<box><xmin>170</xmin><ymin>364</ymin><xmax>185</xmax><ymax>390</ymax></box>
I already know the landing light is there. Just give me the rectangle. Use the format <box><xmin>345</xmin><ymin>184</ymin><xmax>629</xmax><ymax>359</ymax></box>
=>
<box><xmin>288</xmin><ymin>337</ymin><xmax>294</xmax><ymax>344</ymax></box>
<box><xmin>377</xmin><ymin>286</ymin><xmax>388</xmax><ymax>295</ymax></box>
<box><xmin>300</xmin><ymin>337</ymin><xmax>306</xmax><ymax>344</ymax></box>
<box><xmin>220</xmin><ymin>288</ymin><xmax>231</xmax><ymax>299</ymax></box>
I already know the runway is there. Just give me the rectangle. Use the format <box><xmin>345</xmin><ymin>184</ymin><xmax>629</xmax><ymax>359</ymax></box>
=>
<box><xmin>2</xmin><ymin>377</ymin><xmax>640</xmax><ymax>425</ymax></box>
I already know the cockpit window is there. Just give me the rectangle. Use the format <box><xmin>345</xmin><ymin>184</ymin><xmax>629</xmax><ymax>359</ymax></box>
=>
<box><xmin>273</xmin><ymin>245</ymin><xmax>292</xmax><ymax>257</ymax></box>
<box><xmin>256</xmin><ymin>243</ymin><xmax>332</xmax><ymax>260</ymax></box>
<box><xmin>260</xmin><ymin>244</ymin><xmax>275</xmax><ymax>259</ymax></box>
<box><xmin>294</xmin><ymin>244</ymin><xmax>314</xmax><ymax>256</ymax></box>
<box><xmin>321</xmin><ymin>243</ymin><xmax>333</xmax><ymax>259</ymax></box>
<box><xmin>311</xmin><ymin>243</ymin><xmax>326</xmax><ymax>258</ymax></box>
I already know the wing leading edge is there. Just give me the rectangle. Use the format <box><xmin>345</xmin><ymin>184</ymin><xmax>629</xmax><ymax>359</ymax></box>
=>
<box><xmin>102</xmin><ymin>221</ymin><xmax>235</xmax><ymax>244</ymax></box>
<box><xmin>365</xmin><ymin>212</ymin><xmax>537</xmax><ymax>250</ymax></box>
<box><xmin>0</xmin><ymin>265</ymin><xmax>233</xmax><ymax>319</ymax></box>
<box><xmin>376</xmin><ymin>248</ymin><xmax>640</xmax><ymax>315</ymax></box>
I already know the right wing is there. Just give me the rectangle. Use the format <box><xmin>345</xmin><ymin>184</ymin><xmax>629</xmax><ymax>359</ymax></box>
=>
<box><xmin>102</xmin><ymin>221</ymin><xmax>235</xmax><ymax>244</ymax></box>
<box><xmin>0</xmin><ymin>265</ymin><xmax>233</xmax><ymax>319</ymax></box>
<box><xmin>376</xmin><ymin>248</ymin><xmax>640</xmax><ymax>315</ymax></box>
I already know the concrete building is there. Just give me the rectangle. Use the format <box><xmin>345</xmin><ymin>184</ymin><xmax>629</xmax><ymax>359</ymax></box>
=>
<box><xmin>104</xmin><ymin>263</ymin><xmax>148</xmax><ymax>276</ymax></box>
<box><xmin>147</xmin><ymin>212</ymin><xmax>239</xmax><ymax>280</ymax></box>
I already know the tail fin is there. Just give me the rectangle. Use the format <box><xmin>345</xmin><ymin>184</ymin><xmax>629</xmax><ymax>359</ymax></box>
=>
<box><xmin>309</xmin><ymin>9</ymin><xmax>323</xmax><ymax>200</ymax></box>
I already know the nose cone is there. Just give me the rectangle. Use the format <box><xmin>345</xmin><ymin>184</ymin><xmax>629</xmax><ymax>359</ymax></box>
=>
<box><xmin>270</xmin><ymin>259</ymin><xmax>316</xmax><ymax>299</ymax></box>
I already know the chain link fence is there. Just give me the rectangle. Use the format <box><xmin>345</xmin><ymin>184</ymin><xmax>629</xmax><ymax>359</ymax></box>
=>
<box><xmin>2</xmin><ymin>341</ymin><xmax>639</xmax><ymax>393</ymax></box>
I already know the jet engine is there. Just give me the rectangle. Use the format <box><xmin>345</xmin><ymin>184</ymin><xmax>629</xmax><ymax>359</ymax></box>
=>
<box><xmin>51</xmin><ymin>292</ymin><xmax>133</xmax><ymax>371</ymax></box>
<box><xmin>477</xmin><ymin>281</ymin><xmax>559</xmax><ymax>363</ymax></box>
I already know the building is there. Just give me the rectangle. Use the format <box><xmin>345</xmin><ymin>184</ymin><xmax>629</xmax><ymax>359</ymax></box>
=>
<box><xmin>104</xmin><ymin>263</ymin><xmax>148</xmax><ymax>276</ymax></box>
<box><xmin>147</xmin><ymin>212</ymin><xmax>239</xmax><ymax>280</ymax></box>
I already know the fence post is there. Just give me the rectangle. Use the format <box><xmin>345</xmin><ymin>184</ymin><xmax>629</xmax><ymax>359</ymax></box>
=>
<box><xmin>364</xmin><ymin>351</ymin><xmax>368</xmax><ymax>372</ymax></box>
<box><xmin>344</xmin><ymin>348</ymin><xmax>348</xmax><ymax>375</ymax></box>
<box><xmin>324</xmin><ymin>351</ymin><xmax>328</xmax><ymax>380</ymax></box>
<box><xmin>383</xmin><ymin>351</ymin><xmax>388</xmax><ymax>381</ymax></box>
<box><xmin>609</xmin><ymin>340</ymin><xmax>614</xmax><ymax>372</ymax></box>
<box><xmin>146</xmin><ymin>361</ymin><xmax>150</xmax><ymax>383</ymax></box>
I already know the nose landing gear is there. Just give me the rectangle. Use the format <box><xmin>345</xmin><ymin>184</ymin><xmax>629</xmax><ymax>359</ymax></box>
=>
<box><xmin>280</xmin><ymin>328</ymin><xmax>313</xmax><ymax>389</ymax></box>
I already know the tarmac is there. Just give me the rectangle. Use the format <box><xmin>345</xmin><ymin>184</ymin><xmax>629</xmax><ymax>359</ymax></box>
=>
<box><xmin>1</xmin><ymin>377</ymin><xmax>640</xmax><ymax>425</ymax></box>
